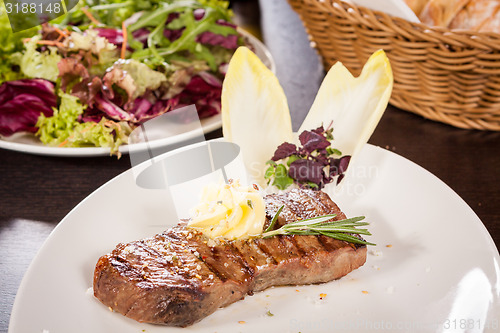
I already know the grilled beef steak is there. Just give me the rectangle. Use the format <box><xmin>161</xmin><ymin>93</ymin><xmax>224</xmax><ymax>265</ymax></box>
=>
<box><xmin>93</xmin><ymin>189</ymin><xmax>367</xmax><ymax>327</ymax></box>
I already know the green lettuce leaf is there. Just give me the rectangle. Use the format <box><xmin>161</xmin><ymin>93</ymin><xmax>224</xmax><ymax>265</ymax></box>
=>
<box><xmin>112</xmin><ymin>59</ymin><xmax>167</xmax><ymax>100</ymax></box>
<box><xmin>20</xmin><ymin>37</ymin><xmax>61</xmax><ymax>82</ymax></box>
<box><xmin>0</xmin><ymin>12</ymin><xmax>38</xmax><ymax>83</ymax></box>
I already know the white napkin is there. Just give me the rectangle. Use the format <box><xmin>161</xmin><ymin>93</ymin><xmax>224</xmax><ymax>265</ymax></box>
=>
<box><xmin>347</xmin><ymin>0</ymin><xmax>420</xmax><ymax>23</ymax></box>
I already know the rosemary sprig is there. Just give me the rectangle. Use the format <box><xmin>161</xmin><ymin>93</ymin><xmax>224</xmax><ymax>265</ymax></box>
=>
<box><xmin>260</xmin><ymin>205</ymin><xmax>375</xmax><ymax>246</ymax></box>
<box><xmin>264</xmin><ymin>204</ymin><xmax>284</xmax><ymax>233</ymax></box>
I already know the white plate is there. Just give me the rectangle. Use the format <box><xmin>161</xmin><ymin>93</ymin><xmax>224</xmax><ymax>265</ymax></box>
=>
<box><xmin>9</xmin><ymin>143</ymin><xmax>500</xmax><ymax>333</ymax></box>
<box><xmin>0</xmin><ymin>31</ymin><xmax>274</xmax><ymax>157</ymax></box>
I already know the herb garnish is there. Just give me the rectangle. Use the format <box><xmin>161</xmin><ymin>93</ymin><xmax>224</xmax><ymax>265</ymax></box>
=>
<box><xmin>264</xmin><ymin>124</ymin><xmax>351</xmax><ymax>190</ymax></box>
<box><xmin>263</xmin><ymin>204</ymin><xmax>283</xmax><ymax>233</ymax></box>
<box><xmin>260</xmin><ymin>205</ymin><xmax>374</xmax><ymax>246</ymax></box>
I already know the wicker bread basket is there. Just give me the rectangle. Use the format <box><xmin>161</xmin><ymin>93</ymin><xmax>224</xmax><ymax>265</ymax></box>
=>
<box><xmin>287</xmin><ymin>0</ymin><xmax>500</xmax><ymax>130</ymax></box>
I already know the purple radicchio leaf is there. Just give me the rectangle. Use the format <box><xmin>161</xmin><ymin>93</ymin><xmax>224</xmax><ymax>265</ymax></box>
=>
<box><xmin>0</xmin><ymin>79</ymin><xmax>57</xmax><ymax>136</ymax></box>
<box><xmin>271</xmin><ymin>142</ymin><xmax>298</xmax><ymax>161</ymax></box>
<box><xmin>132</xmin><ymin>98</ymin><xmax>175</xmax><ymax>124</ymax></box>
<box><xmin>196</xmin><ymin>20</ymin><xmax>239</xmax><ymax>49</ymax></box>
<box><xmin>79</xmin><ymin>107</ymin><xmax>105</xmax><ymax>123</ymax></box>
<box><xmin>197</xmin><ymin>71</ymin><xmax>222</xmax><ymax>89</ymax></box>
<box><xmin>57</xmin><ymin>57</ymin><xmax>90</xmax><ymax>93</ymax></box>
<box><xmin>196</xmin><ymin>31</ymin><xmax>239</xmax><ymax>49</ymax></box>
<box><xmin>128</xmin><ymin>97</ymin><xmax>153</xmax><ymax>120</ymax></box>
<box><xmin>175</xmin><ymin>74</ymin><xmax>222</xmax><ymax>119</ymax></box>
<box><xmin>93</xmin><ymin>94</ymin><xmax>133</xmax><ymax>122</ymax></box>
<box><xmin>215</xmin><ymin>19</ymin><xmax>236</xmax><ymax>29</ymax></box>
<box><xmin>95</xmin><ymin>28</ymin><xmax>124</xmax><ymax>45</ymax></box>
<box><xmin>194</xmin><ymin>97</ymin><xmax>221</xmax><ymax>119</ymax></box>
<box><xmin>288</xmin><ymin>159</ymin><xmax>325</xmax><ymax>187</ymax></box>
<box><xmin>126</xmin><ymin>28</ymin><xmax>151</xmax><ymax>49</ymax></box>
<box><xmin>193</xmin><ymin>8</ymin><xmax>205</xmax><ymax>20</ymax></box>
<box><xmin>164</xmin><ymin>27</ymin><xmax>184</xmax><ymax>42</ymax></box>
<box><xmin>95</xmin><ymin>27</ymin><xmax>151</xmax><ymax>50</ymax></box>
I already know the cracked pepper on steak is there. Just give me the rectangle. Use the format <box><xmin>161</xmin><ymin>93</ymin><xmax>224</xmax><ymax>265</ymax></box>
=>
<box><xmin>93</xmin><ymin>189</ymin><xmax>367</xmax><ymax>327</ymax></box>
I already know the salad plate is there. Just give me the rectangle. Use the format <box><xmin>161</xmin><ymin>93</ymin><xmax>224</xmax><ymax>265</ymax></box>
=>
<box><xmin>9</xmin><ymin>140</ymin><xmax>500</xmax><ymax>332</ymax></box>
<box><xmin>0</xmin><ymin>30</ymin><xmax>274</xmax><ymax>157</ymax></box>
<box><xmin>0</xmin><ymin>113</ymin><xmax>222</xmax><ymax>157</ymax></box>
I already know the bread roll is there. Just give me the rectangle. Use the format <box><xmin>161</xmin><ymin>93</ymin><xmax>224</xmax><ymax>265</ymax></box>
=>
<box><xmin>404</xmin><ymin>0</ymin><xmax>430</xmax><ymax>16</ymax></box>
<box><xmin>403</xmin><ymin>0</ymin><xmax>500</xmax><ymax>33</ymax></box>
<box><xmin>477</xmin><ymin>5</ymin><xmax>500</xmax><ymax>33</ymax></box>
<box><xmin>449</xmin><ymin>0</ymin><xmax>500</xmax><ymax>31</ymax></box>
<box><xmin>419</xmin><ymin>0</ymin><xmax>471</xmax><ymax>27</ymax></box>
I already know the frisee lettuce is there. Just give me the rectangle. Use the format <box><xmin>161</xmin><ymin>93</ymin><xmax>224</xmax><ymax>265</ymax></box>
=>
<box><xmin>20</xmin><ymin>37</ymin><xmax>62</xmax><ymax>82</ymax></box>
<box><xmin>36</xmin><ymin>92</ymin><xmax>132</xmax><ymax>156</ymax></box>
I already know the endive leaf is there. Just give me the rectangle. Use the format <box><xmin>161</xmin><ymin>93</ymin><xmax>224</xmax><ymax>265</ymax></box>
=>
<box><xmin>221</xmin><ymin>46</ymin><xmax>293</xmax><ymax>186</ymax></box>
<box><xmin>298</xmin><ymin>50</ymin><xmax>393</xmax><ymax>159</ymax></box>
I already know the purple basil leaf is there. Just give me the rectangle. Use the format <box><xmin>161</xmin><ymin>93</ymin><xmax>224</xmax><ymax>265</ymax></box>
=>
<box><xmin>322</xmin><ymin>172</ymin><xmax>332</xmax><ymax>185</ymax></box>
<box><xmin>338</xmin><ymin>155</ymin><xmax>351</xmax><ymax>174</ymax></box>
<box><xmin>0</xmin><ymin>79</ymin><xmax>56</xmax><ymax>136</ymax></box>
<box><xmin>299</xmin><ymin>130</ymin><xmax>330</xmax><ymax>153</ymax></box>
<box><xmin>330</xmin><ymin>158</ymin><xmax>340</xmax><ymax>177</ymax></box>
<box><xmin>330</xmin><ymin>155</ymin><xmax>351</xmax><ymax>177</ymax></box>
<box><xmin>313</xmin><ymin>153</ymin><xmax>329</xmax><ymax>166</ymax></box>
<box><xmin>289</xmin><ymin>159</ymin><xmax>324</xmax><ymax>186</ymax></box>
<box><xmin>311</xmin><ymin>125</ymin><xmax>325</xmax><ymax>135</ymax></box>
<box><xmin>271</xmin><ymin>142</ymin><xmax>298</xmax><ymax>161</ymax></box>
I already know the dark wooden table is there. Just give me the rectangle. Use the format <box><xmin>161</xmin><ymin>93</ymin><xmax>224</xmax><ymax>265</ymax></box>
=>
<box><xmin>1</xmin><ymin>1</ymin><xmax>499</xmax><ymax>332</ymax></box>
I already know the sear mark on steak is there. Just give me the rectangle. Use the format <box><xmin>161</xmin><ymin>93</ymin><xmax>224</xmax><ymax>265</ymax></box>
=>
<box><xmin>93</xmin><ymin>189</ymin><xmax>367</xmax><ymax>327</ymax></box>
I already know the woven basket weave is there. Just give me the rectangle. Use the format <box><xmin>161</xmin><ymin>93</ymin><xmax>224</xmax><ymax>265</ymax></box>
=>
<box><xmin>288</xmin><ymin>0</ymin><xmax>500</xmax><ymax>130</ymax></box>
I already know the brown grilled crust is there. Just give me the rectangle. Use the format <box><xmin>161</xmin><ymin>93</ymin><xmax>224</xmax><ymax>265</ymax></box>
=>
<box><xmin>93</xmin><ymin>189</ymin><xmax>367</xmax><ymax>327</ymax></box>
